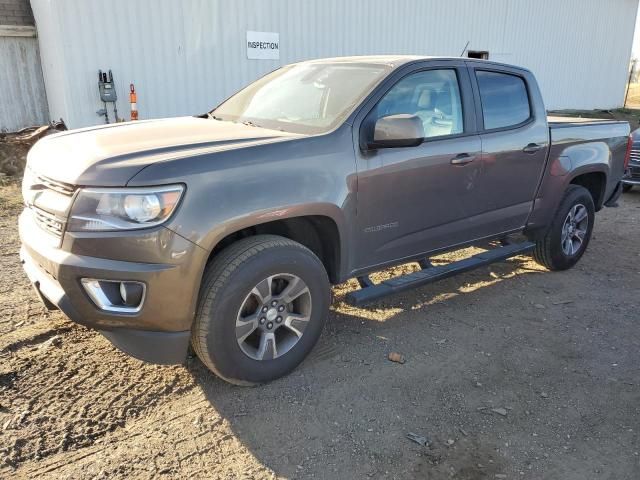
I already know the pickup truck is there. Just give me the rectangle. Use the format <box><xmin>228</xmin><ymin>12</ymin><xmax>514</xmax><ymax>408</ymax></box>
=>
<box><xmin>622</xmin><ymin>126</ymin><xmax>640</xmax><ymax>192</ymax></box>
<box><xmin>20</xmin><ymin>56</ymin><xmax>630</xmax><ymax>385</ymax></box>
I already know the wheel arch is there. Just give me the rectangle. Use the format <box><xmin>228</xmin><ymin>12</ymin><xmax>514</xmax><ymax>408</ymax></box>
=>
<box><xmin>525</xmin><ymin>163</ymin><xmax>607</xmax><ymax>239</ymax></box>
<box><xmin>568</xmin><ymin>169</ymin><xmax>607</xmax><ymax>211</ymax></box>
<box><xmin>202</xmin><ymin>206</ymin><xmax>346</xmax><ymax>284</ymax></box>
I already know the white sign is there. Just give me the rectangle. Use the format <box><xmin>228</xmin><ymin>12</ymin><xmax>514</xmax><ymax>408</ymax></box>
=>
<box><xmin>246</xmin><ymin>31</ymin><xmax>280</xmax><ymax>60</ymax></box>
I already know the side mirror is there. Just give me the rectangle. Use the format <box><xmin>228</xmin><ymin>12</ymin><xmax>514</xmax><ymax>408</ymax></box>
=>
<box><xmin>367</xmin><ymin>114</ymin><xmax>424</xmax><ymax>150</ymax></box>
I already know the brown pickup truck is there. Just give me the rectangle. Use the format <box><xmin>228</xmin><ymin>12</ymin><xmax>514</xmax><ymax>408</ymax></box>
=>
<box><xmin>20</xmin><ymin>56</ymin><xmax>630</xmax><ymax>385</ymax></box>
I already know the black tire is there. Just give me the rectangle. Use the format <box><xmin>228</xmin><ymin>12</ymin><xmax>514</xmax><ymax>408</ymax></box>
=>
<box><xmin>191</xmin><ymin>235</ymin><xmax>330</xmax><ymax>385</ymax></box>
<box><xmin>533</xmin><ymin>185</ymin><xmax>595</xmax><ymax>271</ymax></box>
<box><xmin>622</xmin><ymin>184</ymin><xmax>633</xmax><ymax>193</ymax></box>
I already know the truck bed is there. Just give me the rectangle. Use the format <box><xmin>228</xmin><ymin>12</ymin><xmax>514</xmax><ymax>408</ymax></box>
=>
<box><xmin>543</xmin><ymin>115</ymin><xmax>629</xmax><ymax>215</ymax></box>
<box><xmin>547</xmin><ymin>115</ymin><xmax>624</xmax><ymax>127</ymax></box>
<box><xmin>547</xmin><ymin>115</ymin><xmax>629</xmax><ymax>144</ymax></box>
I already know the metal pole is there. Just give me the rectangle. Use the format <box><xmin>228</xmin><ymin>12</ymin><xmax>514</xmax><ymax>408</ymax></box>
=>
<box><xmin>624</xmin><ymin>59</ymin><xmax>635</xmax><ymax>108</ymax></box>
<box><xmin>460</xmin><ymin>40</ymin><xmax>470</xmax><ymax>57</ymax></box>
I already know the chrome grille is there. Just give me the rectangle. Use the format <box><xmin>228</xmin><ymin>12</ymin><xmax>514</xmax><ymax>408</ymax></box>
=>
<box><xmin>23</xmin><ymin>171</ymin><xmax>75</xmax><ymax>241</ymax></box>
<box><xmin>33</xmin><ymin>208</ymin><xmax>64</xmax><ymax>237</ymax></box>
<box><xmin>35</xmin><ymin>175</ymin><xmax>75</xmax><ymax>196</ymax></box>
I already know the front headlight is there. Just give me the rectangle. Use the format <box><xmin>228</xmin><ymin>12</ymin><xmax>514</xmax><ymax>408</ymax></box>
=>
<box><xmin>68</xmin><ymin>185</ymin><xmax>184</xmax><ymax>231</ymax></box>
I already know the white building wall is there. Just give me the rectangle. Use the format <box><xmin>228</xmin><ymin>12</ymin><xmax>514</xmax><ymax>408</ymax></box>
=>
<box><xmin>31</xmin><ymin>0</ymin><xmax>639</xmax><ymax>129</ymax></box>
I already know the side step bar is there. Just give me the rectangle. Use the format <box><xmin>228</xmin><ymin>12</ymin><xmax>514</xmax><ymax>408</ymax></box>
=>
<box><xmin>346</xmin><ymin>242</ymin><xmax>535</xmax><ymax>306</ymax></box>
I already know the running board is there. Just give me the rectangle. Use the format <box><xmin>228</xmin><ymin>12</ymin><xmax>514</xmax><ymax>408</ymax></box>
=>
<box><xmin>346</xmin><ymin>242</ymin><xmax>535</xmax><ymax>306</ymax></box>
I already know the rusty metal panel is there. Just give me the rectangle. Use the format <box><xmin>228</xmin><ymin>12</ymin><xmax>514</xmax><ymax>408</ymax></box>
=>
<box><xmin>0</xmin><ymin>35</ymin><xmax>48</xmax><ymax>131</ymax></box>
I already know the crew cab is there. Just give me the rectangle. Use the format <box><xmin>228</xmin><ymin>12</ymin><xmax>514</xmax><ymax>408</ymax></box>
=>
<box><xmin>20</xmin><ymin>56</ymin><xmax>630</xmax><ymax>384</ymax></box>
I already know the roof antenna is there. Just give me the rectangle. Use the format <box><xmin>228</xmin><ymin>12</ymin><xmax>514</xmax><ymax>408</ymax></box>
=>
<box><xmin>460</xmin><ymin>41</ymin><xmax>470</xmax><ymax>57</ymax></box>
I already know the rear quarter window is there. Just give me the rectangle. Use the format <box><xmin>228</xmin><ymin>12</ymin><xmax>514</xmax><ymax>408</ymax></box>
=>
<box><xmin>476</xmin><ymin>71</ymin><xmax>531</xmax><ymax>130</ymax></box>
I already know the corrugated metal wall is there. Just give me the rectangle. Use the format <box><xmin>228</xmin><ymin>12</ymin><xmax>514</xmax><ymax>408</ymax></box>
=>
<box><xmin>31</xmin><ymin>0</ymin><xmax>639</xmax><ymax>129</ymax></box>
<box><xmin>0</xmin><ymin>35</ymin><xmax>48</xmax><ymax>131</ymax></box>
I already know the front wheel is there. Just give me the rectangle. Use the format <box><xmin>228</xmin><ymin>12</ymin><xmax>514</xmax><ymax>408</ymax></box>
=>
<box><xmin>191</xmin><ymin>235</ymin><xmax>330</xmax><ymax>385</ymax></box>
<box><xmin>533</xmin><ymin>185</ymin><xmax>595</xmax><ymax>271</ymax></box>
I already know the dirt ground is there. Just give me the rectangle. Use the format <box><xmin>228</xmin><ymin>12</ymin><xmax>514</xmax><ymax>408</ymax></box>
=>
<box><xmin>1</xmin><ymin>179</ymin><xmax>639</xmax><ymax>480</ymax></box>
<box><xmin>624</xmin><ymin>83</ymin><xmax>640</xmax><ymax>110</ymax></box>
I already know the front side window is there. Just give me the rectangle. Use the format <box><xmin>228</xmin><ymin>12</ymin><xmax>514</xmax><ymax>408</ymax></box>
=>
<box><xmin>476</xmin><ymin>71</ymin><xmax>531</xmax><ymax>130</ymax></box>
<box><xmin>374</xmin><ymin>69</ymin><xmax>464</xmax><ymax>139</ymax></box>
<box><xmin>212</xmin><ymin>63</ymin><xmax>390</xmax><ymax>134</ymax></box>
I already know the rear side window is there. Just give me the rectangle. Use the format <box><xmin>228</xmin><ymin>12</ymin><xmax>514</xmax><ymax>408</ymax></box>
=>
<box><xmin>476</xmin><ymin>71</ymin><xmax>531</xmax><ymax>130</ymax></box>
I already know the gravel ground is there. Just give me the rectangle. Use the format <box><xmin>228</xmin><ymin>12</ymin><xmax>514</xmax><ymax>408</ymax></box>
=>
<box><xmin>1</xmin><ymin>181</ymin><xmax>639</xmax><ymax>480</ymax></box>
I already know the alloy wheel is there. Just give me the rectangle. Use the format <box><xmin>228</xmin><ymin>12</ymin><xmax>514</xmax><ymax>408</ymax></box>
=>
<box><xmin>235</xmin><ymin>273</ymin><xmax>312</xmax><ymax>361</ymax></box>
<box><xmin>560</xmin><ymin>203</ymin><xmax>588</xmax><ymax>256</ymax></box>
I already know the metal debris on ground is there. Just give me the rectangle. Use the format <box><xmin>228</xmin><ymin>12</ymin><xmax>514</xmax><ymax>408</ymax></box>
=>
<box><xmin>0</xmin><ymin>121</ymin><xmax>67</xmax><ymax>177</ymax></box>
<box><xmin>39</xmin><ymin>335</ymin><xmax>62</xmax><ymax>349</ymax></box>
<box><xmin>406</xmin><ymin>432</ymin><xmax>430</xmax><ymax>446</ymax></box>
<box><xmin>0</xmin><ymin>120</ymin><xmax>66</xmax><ymax>143</ymax></box>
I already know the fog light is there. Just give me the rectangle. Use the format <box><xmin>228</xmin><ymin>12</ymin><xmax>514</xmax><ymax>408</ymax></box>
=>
<box><xmin>81</xmin><ymin>279</ymin><xmax>146</xmax><ymax>313</ymax></box>
<box><xmin>119</xmin><ymin>282</ymin><xmax>145</xmax><ymax>307</ymax></box>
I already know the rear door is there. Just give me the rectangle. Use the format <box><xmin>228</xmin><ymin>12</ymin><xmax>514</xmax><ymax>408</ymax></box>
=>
<box><xmin>468</xmin><ymin>63</ymin><xmax>550</xmax><ymax>231</ymax></box>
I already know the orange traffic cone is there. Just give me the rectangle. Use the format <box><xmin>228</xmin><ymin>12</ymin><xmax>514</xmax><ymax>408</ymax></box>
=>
<box><xmin>129</xmin><ymin>84</ymin><xmax>138</xmax><ymax>121</ymax></box>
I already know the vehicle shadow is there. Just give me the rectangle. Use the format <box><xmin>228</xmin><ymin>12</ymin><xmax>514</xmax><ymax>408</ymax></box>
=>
<box><xmin>186</xmin><ymin>255</ymin><xmax>549</xmax><ymax>479</ymax></box>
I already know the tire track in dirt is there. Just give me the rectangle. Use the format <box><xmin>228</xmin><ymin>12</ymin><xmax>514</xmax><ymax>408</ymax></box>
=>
<box><xmin>11</xmin><ymin>391</ymin><xmax>277</xmax><ymax>479</ymax></box>
<box><xmin>3</xmin><ymin>326</ymin><xmax>73</xmax><ymax>353</ymax></box>
<box><xmin>0</xmin><ymin>184</ymin><xmax>202</xmax><ymax>474</ymax></box>
<box><xmin>0</xmin><ymin>182</ymin><xmax>42</xmax><ymax>337</ymax></box>
<box><xmin>0</xmin><ymin>322</ymin><xmax>197</xmax><ymax>470</ymax></box>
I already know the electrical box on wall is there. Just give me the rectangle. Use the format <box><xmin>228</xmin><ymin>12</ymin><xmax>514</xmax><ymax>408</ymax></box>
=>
<box><xmin>97</xmin><ymin>69</ymin><xmax>121</xmax><ymax>123</ymax></box>
<box><xmin>98</xmin><ymin>70</ymin><xmax>117</xmax><ymax>102</ymax></box>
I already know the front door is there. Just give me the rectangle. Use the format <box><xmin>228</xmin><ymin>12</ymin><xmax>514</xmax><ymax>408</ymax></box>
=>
<box><xmin>352</xmin><ymin>63</ymin><xmax>490</xmax><ymax>271</ymax></box>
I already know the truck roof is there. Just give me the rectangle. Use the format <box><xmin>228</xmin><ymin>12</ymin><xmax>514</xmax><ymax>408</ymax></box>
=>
<box><xmin>297</xmin><ymin>55</ymin><xmax>530</xmax><ymax>72</ymax></box>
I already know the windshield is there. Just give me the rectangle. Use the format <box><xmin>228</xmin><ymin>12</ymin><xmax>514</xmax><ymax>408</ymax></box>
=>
<box><xmin>211</xmin><ymin>63</ymin><xmax>391</xmax><ymax>134</ymax></box>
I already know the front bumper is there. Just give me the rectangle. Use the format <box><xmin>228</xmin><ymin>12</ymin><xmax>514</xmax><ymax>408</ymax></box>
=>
<box><xmin>19</xmin><ymin>209</ymin><xmax>207</xmax><ymax>364</ymax></box>
<box><xmin>622</xmin><ymin>164</ymin><xmax>640</xmax><ymax>185</ymax></box>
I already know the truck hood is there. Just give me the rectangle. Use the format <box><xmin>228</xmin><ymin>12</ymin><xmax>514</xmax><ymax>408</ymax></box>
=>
<box><xmin>26</xmin><ymin>117</ymin><xmax>300</xmax><ymax>186</ymax></box>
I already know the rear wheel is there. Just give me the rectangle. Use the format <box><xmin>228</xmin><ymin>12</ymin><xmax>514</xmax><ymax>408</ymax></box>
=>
<box><xmin>622</xmin><ymin>184</ymin><xmax>633</xmax><ymax>193</ymax></box>
<box><xmin>191</xmin><ymin>235</ymin><xmax>330</xmax><ymax>385</ymax></box>
<box><xmin>533</xmin><ymin>185</ymin><xmax>595</xmax><ymax>271</ymax></box>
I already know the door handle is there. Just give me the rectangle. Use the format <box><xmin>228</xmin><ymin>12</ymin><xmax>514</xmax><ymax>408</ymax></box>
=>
<box><xmin>523</xmin><ymin>143</ymin><xmax>543</xmax><ymax>154</ymax></box>
<box><xmin>450</xmin><ymin>153</ymin><xmax>476</xmax><ymax>165</ymax></box>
